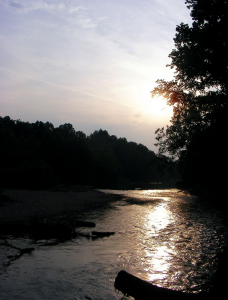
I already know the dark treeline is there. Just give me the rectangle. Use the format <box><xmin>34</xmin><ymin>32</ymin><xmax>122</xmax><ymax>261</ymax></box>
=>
<box><xmin>152</xmin><ymin>0</ymin><xmax>227</xmax><ymax>203</ymax></box>
<box><xmin>0</xmin><ymin>116</ymin><xmax>178</xmax><ymax>190</ymax></box>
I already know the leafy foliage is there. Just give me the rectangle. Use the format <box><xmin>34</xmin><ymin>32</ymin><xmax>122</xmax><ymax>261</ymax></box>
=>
<box><xmin>170</xmin><ymin>0</ymin><xmax>228</xmax><ymax>93</ymax></box>
<box><xmin>151</xmin><ymin>0</ymin><xmax>228</xmax><ymax>197</ymax></box>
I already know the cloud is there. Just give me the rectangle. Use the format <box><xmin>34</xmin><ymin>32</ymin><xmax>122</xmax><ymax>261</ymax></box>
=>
<box><xmin>10</xmin><ymin>2</ymin><xmax>24</xmax><ymax>9</ymax></box>
<box><xmin>5</xmin><ymin>1</ymin><xmax>85</xmax><ymax>15</ymax></box>
<box><xmin>133</xmin><ymin>113</ymin><xmax>142</xmax><ymax>119</ymax></box>
<box><xmin>68</xmin><ymin>5</ymin><xmax>86</xmax><ymax>14</ymax></box>
<box><xmin>78</xmin><ymin>18</ymin><xmax>97</xmax><ymax>29</ymax></box>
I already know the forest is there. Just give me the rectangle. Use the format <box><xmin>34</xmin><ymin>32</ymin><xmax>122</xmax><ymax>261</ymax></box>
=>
<box><xmin>0</xmin><ymin>116</ymin><xmax>178</xmax><ymax>190</ymax></box>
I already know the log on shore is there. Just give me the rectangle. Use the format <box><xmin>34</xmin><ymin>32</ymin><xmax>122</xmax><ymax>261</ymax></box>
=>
<box><xmin>114</xmin><ymin>270</ymin><xmax>206</xmax><ymax>300</ymax></box>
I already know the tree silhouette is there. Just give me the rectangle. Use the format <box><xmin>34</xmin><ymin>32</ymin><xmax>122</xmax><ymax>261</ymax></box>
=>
<box><xmin>151</xmin><ymin>0</ymin><xmax>227</xmax><ymax>199</ymax></box>
<box><xmin>0</xmin><ymin>117</ymin><xmax>178</xmax><ymax>189</ymax></box>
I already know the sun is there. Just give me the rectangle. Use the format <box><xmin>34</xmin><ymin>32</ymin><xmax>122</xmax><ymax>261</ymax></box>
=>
<box><xmin>145</xmin><ymin>96</ymin><xmax>169</xmax><ymax>115</ymax></box>
<box><xmin>140</xmin><ymin>85</ymin><xmax>173</xmax><ymax>118</ymax></box>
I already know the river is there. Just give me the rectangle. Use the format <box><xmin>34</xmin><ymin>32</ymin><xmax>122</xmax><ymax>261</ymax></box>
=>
<box><xmin>1</xmin><ymin>189</ymin><xmax>228</xmax><ymax>300</ymax></box>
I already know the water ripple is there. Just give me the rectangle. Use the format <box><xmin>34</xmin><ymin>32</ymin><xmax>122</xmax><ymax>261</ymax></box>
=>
<box><xmin>1</xmin><ymin>189</ymin><xmax>228</xmax><ymax>299</ymax></box>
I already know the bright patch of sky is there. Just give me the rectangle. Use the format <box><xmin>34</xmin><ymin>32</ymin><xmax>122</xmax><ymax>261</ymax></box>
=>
<box><xmin>0</xmin><ymin>0</ymin><xmax>192</xmax><ymax>151</ymax></box>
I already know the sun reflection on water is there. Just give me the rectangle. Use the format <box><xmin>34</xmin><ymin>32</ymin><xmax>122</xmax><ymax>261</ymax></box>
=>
<box><xmin>145</xmin><ymin>245</ymin><xmax>174</xmax><ymax>283</ymax></box>
<box><xmin>146</xmin><ymin>202</ymin><xmax>172</xmax><ymax>231</ymax></box>
<box><xmin>98</xmin><ymin>189</ymin><xmax>228</xmax><ymax>292</ymax></box>
<box><xmin>138</xmin><ymin>199</ymin><xmax>176</xmax><ymax>284</ymax></box>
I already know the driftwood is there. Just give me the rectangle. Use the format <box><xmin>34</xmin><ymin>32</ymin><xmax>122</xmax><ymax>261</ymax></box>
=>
<box><xmin>1</xmin><ymin>240</ymin><xmax>35</xmax><ymax>254</ymax></box>
<box><xmin>76</xmin><ymin>231</ymin><xmax>115</xmax><ymax>239</ymax></box>
<box><xmin>0</xmin><ymin>240</ymin><xmax>35</xmax><ymax>263</ymax></box>
<box><xmin>91</xmin><ymin>231</ymin><xmax>115</xmax><ymax>237</ymax></box>
<box><xmin>114</xmin><ymin>270</ymin><xmax>206</xmax><ymax>300</ymax></box>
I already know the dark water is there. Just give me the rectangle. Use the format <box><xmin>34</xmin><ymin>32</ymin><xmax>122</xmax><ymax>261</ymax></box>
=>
<box><xmin>1</xmin><ymin>189</ymin><xmax>228</xmax><ymax>300</ymax></box>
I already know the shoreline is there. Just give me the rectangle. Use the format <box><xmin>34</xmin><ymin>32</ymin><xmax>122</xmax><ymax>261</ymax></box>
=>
<box><xmin>0</xmin><ymin>188</ymin><xmax>121</xmax><ymax>226</ymax></box>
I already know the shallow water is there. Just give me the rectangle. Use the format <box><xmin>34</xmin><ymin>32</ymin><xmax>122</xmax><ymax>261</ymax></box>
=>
<box><xmin>1</xmin><ymin>189</ymin><xmax>228</xmax><ymax>300</ymax></box>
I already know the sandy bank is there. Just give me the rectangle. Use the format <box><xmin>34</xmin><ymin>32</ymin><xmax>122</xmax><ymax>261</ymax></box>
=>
<box><xmin>0</xmin><ymin>188</ymin><xmax>119</xmax><ymax>224</ymax></box>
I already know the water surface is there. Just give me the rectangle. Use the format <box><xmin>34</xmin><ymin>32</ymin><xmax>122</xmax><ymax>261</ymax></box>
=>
<box><xmin>1</xmin><ymin>189</ymin><xmax>228</xmax><ymax>299</ymax></box>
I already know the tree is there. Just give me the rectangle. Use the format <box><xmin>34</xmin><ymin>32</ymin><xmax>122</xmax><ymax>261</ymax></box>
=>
<box><xmin>87</xmin><ymin>130</ymin><xmax>120</xmax><ymax>186</ymax></box>
<box><xmin>151</xmin><ymin>0</ymin><xmax>227</xmax><ymax>198</ymax></box>
<box><xmin>170</xmin><ymin>0</ymin><xmax>228</xmax><ymax>93</ymax></box>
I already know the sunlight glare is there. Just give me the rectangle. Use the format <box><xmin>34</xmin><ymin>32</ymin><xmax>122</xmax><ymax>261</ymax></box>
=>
<box><xmin>140</xmin><ymin>85</ymin><xmax>173</xmax><ymax>118</ymax></box>
<box><xmin>145</xmin><ymin>245</ymin><xmax>173</xmax><ymax>283</ymax></box>
<box><xmin>144</xmin><ymin>202</ymin><xmax>171</xmax><ymax>232</ymax></box>
<box><xmin>142</xmin><ymin>201</ymin><xmax>174</xmax><ymax>283</ymax></box>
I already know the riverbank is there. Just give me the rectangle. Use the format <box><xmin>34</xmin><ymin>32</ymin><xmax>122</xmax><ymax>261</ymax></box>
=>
<box><xmin>0</xmin><ymin>187</ymin><xmax>120</xmax><ymax>226</ymax></box>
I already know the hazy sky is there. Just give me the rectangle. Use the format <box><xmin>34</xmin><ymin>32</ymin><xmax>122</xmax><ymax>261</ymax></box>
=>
<box><xmin>0</xmin><ymin>0</ymin><xmax>192</xmax><ymax>151</ymax></box>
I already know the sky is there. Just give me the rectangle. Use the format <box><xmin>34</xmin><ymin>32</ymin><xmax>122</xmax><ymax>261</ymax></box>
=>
<box><xmin>0</xmin><ymin>0</ymin><xmax>192</xmax><ymax>152</ymax></box>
